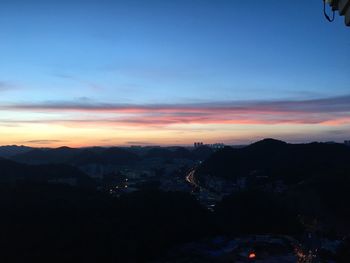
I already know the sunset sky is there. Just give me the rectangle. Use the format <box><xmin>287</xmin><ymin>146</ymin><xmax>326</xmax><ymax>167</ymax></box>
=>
<box><xmin>0</xmin><ymin>0</ymin><xmax>349</xmax><ymax>147</ymax></box>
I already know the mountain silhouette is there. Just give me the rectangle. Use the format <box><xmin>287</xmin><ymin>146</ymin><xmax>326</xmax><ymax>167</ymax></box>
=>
<box><xmin>195</xmin><ymin>138</ymin><xmax>350</xmax><ymax>183</ymax></box>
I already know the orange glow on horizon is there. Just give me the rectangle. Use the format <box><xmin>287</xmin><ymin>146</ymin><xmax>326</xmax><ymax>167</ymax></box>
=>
<box><xmin>0</xmin><ymin>120</ymin><xmax>348</xmax><ymax>148</ymax></box>
<box><xmin>1</xmin><ymin>104</ymin><xmax>349</xmax><ymax>147</ymax></box>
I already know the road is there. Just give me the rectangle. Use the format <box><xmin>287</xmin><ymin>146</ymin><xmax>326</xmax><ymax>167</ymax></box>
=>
<box><xmin>185</xmin><ymin>169</ymin><xmax>199</xmax><ymax>188</ymax></box>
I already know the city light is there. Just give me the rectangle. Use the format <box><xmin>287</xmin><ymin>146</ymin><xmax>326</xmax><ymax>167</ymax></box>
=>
<box><xmin>248</xmin><ymin>252</ymin><xmax>256</xmax><ymax>259</ymax></box>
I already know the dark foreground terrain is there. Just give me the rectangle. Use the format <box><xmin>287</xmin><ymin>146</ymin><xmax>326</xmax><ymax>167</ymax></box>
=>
<box><xmin>0</xmin><ymin>139</ymin><xmax>350</xmax><ymax>262</ymax></box>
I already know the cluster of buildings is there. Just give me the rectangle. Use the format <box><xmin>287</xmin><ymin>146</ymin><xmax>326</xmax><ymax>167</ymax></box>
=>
<box><xmin>194</xmin><ymin>142</ymin><xmax>225</xmax><ymax>149</ymax></box>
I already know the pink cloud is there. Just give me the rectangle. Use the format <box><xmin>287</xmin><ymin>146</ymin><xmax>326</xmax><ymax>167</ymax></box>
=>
<box><xmin>1</xmin><ymin>94</ymin><xmax>350</xmax><ymax>127</ymax></box>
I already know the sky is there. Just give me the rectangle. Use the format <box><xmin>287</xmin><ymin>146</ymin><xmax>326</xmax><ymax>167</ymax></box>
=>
<box><xmin>0</xmin><ymin>0</ymin><xmax>349</xmax><ymax>147</ymax></box>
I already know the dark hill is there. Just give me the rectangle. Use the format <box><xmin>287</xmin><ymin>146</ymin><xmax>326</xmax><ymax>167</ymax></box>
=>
<box><xmin>195</xmin><ymin>138</ymin><xmax>350</xmax><ymax>184</ymax></box>
<box><xmin>11</xmin><ymin>147</ymin><xmax>81</xmax><ymax>164</ymax></box>
<box><xmin>246</xmin><ymin>138</ymin><xmax>287</xmax><ymax>152</ymax></box>
<box><xmin>11</xmin><ymin>147</ymin><xmax>140</xmax><ymax>166</ymax></box>
<box><xmin>145</xmin><ymin>147</ymin><xmax>195</xmax><ymax>160</ymax></box>
<box><xmin>0</xmin><ymin>145</ymin><xmax>33</xmax><ymax>158</ymax></box>
<box><xmin>192</xmin><ymin>145</ymin><xmax>214</xmax><ymax>160</ymax></box>
<box><xmin>145</xmin><ymin>148</ymin><xmax>174</xmax><ymax>159</ymax></box>
<box><xmin>99</xmin><ymin>147</ymin><xmax>140</xmax><ymax>165</ymax></box>
<box><xmin>0</xmin><ymin>158</ymin><xmax>91</xmax><ymax>186</ymax></box>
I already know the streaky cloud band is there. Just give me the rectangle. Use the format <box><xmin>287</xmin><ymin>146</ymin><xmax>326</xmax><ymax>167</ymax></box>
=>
<box><xmin>1</xmin><ymin>94</ymin><xmax>350</xmax><ymax>126</ymax></box>
<box><xmin>2</xmin><ymin>94</ymin><xmax>350</xmax><ymax>113</ymax></box>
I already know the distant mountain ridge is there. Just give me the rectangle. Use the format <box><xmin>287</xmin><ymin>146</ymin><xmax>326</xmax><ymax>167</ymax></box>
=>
<box><xmin>8</xmin><ymin>145</ymin><xmax>214</xmax><ymax>165</ymax></box>
<box><xmin>0</xmin><ymin>145</ymin><xmax>34</xmax><ymax>158</ymax></box>
<box><xmin>0</xmin><ymin>157</ymin><xmax>91</xmax><ymax>186</ymax></box>
<box><xmin>10</xmin><ymin>147</ymin><xmax>140</xmax><ymax>166</ymax></box>
<box><xmin>195</xmin><ymin>138</ymin><xmax>350</xmax><ymax>185</ymax></box>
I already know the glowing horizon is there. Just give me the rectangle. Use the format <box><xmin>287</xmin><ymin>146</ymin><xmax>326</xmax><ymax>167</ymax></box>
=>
<box><xmin>1</xmin><ymin>94</ymin><xmax>350</xmax><ymax>147</ymax></box>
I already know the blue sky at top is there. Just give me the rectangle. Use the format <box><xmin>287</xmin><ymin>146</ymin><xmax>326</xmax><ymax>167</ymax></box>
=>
<box><xmin>0</xmin><ymin>0</ymin><xmax>348</xmax><ymax>105</ymax></box>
